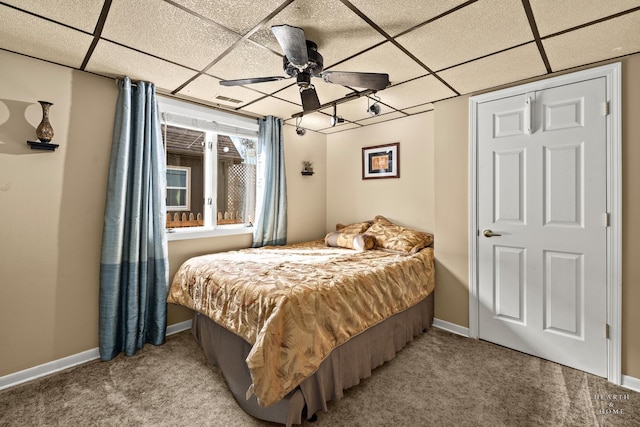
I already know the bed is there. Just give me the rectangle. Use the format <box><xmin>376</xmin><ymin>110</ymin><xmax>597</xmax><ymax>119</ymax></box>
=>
<box><xmin>167</xmin><ymin>216</ymin><xmax>435</xmax><ymax>426</ymax></box>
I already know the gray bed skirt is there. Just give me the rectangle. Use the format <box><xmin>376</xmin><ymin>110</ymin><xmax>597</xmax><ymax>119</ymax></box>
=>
<box><xmin>192</xmin><ymin>292</ymin><xmax>434</xmax><ymax>426</ymax></box>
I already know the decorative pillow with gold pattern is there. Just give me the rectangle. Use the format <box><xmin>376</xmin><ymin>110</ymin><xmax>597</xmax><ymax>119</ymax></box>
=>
<box><xmin>365</xmin><ymin>215</ymin><xmax>434</xmax><ymax>253</ymax></box>
<box><xmin>325</xmin><ymin>231</ymin><xmax>376</xmax><ymax>251</ymax></box>
<box><xmin>335</xmin><ymin>221</ymin><xmax>372</xmax><ymax>234</ymax></box>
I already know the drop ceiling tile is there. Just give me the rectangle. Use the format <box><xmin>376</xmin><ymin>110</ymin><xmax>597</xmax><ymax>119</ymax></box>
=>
<box><xmin>170</xmin><ymin>0</ymin><xmax>285</xmax><ymax>34</ymax></box>
<box><xmin>321</xmin><ymin>122</ymin><xmax>361</xmax><ymax>134</ymax></box>
<box><xmin>241</xmin><ymin>96</ymin><xmax>303</xmax><ymax>119</ymax></box>
<box><xmin>543</xmin><ymin>10</ymin><xmax>640</xmax><ymax>71</ymax></box>
<box><xmin>438</xmin><ymin>43</ymin><xmax>547</xmax><ymax>95</ymax></box>
<box><xmin>355</xmin><ymin>111</ymin><xmax>407</xmax><ymax>126</ymax></box>
<box><xmin>326</xmin><ymin>42</ymin><xmax>427</xmax><ymax>85</ymax></box>
<box><xmin>397</xmin><ymin>0</ymin><xmax>533</xmax><ymax>71</ymax></box>
<box><xmin>285</xmin><ymin>111</ymin><xmax>333</xmax><ymax>131</ymax></box>
<box><xmin>0</xmin><ymin>6</ymin><xmax>93</xmax><ymax>68</ymax></box>
<box><xmin>85</xmin><ymin>40</ymin><xmax>198</xmax><ymax>92</ymax></box>
<box><xmin>207</xmin><ymin>41</ymin><xmax>292</xmax><ymax>94</ymax></box>
<box><xmin>2</xmin><ymin>0</ymin><xmax>104</xmax><ymax>33</ymax></box>
<box><xmin>285</xmin><ymin>111</ymin><xmax>362</xmax><ymax>134</ymax></box>
<box><xmin>530</xmin><ymin>0</ymin><xmax>640</xmax><ymax>37</ymax></box>
<box><xmin>402</xmin><ymin>103</ymin><xmax>434</xmax><ymax>115</ymax></box>
<box><xmin>347</xmin><ymin>0</ymin><xmax>471</xmax><ymax>36</ymax></box>
<box><xmin>102</xmin><ymin>0</ymin><xmax>240</xmax><ymax>70</ymax></box>
<box><xmin>250</xmin><ymin>0</ymin><xmax>386</xmax><ymax>67</ymax></box>
<box><xmin>177</xmin><ymin>74</ymin><xmax>265</xmax><ymax>108</ymax></box>
<box><xmin>378</xmin><ymin>75</ymin><xmax>456</xmax><ymax>110</ymax></box>
<box><xmin>267</xmin><ymin>84</ymin><xmax>302</xmax><ymax>106</ymax></box>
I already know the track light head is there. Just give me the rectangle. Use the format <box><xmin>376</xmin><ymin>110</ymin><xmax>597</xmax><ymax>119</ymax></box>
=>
<box><xmin>295</xmin><ymin>117</ymin><xmax>306</xmax><ymax>136</ymax></box>
<box><xmin>330</xmin><ymin>115</ymin><xmax>345</xmax><ymax>127</ymax></box>
<box><xmin>367</xmin><ymin>94</ymin><xmax>382</xmax><ymax>117</ymax></box>
<box><xmin>330</xmin><ymin>104</ymin><xmax>345</xmax><ymax>127</ymax></box>
<box><xmin>367</xmin><ymin>103</ymin><xmax>381</xmax><ymax>116</ymax></box>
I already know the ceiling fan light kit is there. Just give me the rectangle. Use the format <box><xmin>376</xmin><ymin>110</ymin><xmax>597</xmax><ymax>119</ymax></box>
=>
<box><xmin>220</xmin><ymin>24</ymin><xmax>390</xmax><ymax>115</ymax></box>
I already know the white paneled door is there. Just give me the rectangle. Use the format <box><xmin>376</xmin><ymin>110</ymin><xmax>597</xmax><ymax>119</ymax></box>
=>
<box><xmin>477</xmin><ymin>77</ymin><xmax>608</xmax><ymax>376</ymax></box>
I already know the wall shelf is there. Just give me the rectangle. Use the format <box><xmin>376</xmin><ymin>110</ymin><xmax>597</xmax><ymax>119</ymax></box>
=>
<box><xmin>301</xmin><ymin>171</ymin><xmax>314</xmax><ymax>176</ymax></box>
<box><xmin>27</xmin><ymin>141</ymin><xmax>59</xmax><ymax>151</ymax></box>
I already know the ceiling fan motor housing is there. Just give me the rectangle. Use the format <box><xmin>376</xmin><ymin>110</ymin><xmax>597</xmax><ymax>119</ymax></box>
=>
<box><xmin>283</xmin><ymin>40</ymin><xmax>324</xmax><ymax>78</ymax></box>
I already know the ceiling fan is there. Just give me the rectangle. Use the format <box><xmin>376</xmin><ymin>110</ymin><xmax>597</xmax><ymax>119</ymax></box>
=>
<box><xmin>219</xmin><ymin>24</ymin><xmax>390</xmax><ymax>112</ymax></box>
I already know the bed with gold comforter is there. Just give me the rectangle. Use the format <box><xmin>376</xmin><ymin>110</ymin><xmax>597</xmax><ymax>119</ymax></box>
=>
<box><xmin>167</xmin><ymin>217</ymin><xmax>435</xmax><ymax>424</ymax></box>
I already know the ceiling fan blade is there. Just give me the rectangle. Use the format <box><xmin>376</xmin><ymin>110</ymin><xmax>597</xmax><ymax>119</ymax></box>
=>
<box><xmin>219</xmin><ymin>76</ymin><xmax>286</xmax><ymax>86</ymax></box>
<box><xmin>321</xmin><ymin>71</ymin><xmax>390</xmax><ymax>90</ymax></box>
<box><xmin>300</xmin><ymin>86</ymin><xmax>321</xmax><ymax>112</ymax></box>
<box><xmin>271</xmin><ymin>24</ymin><xmax>309</xmax><ymax>67</ymax></box>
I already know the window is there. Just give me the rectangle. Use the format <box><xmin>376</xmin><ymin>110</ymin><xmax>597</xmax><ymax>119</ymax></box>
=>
<box><xmin>158</xmin><ymin>97</ymin><xmax>259</xmax><ymax>239</ymax></box>
<box><xmin>166</xmin><ymin>166</ymin><xmax>190</xmax><ymax>211</ymax></box>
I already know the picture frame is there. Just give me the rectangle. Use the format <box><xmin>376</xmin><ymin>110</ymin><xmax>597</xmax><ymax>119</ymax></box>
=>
<box><xmin>362</xmin><ymin>142</ymin><xmax>400</xmax><ymax>180</ymax></box>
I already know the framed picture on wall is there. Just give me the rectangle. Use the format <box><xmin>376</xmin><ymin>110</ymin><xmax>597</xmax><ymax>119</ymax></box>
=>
<box><xmin>362</xmin><ymin>142</ymin><xmax>400</xmax><ymax>180</ymax></box>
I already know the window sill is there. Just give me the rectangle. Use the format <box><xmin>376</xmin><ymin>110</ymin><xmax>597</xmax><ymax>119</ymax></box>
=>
<box><xmin>166</xmin><ymin>225</ymin><xmax>253</xmax><ymax>241</ymax></box>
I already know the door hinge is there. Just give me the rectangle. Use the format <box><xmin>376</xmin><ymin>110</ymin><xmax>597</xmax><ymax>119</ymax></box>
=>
<box><xmin>603</xmin><ymin>212</ymin><xmax>610</xmax><ymax>227</ymax></box>
<box><xmin>605</xmin><ymin>323</ymin><xmax>610</xmax><ymax>339</ymax></box>
<box><xmin>206</xmin><ymin>197</ymin><xmax>213</xmax><ymax>206</ymax></box>
<box><xmin>603</xmin><ymin>101</ymin><xmax>609</xmax><ymax>116</ymax></box>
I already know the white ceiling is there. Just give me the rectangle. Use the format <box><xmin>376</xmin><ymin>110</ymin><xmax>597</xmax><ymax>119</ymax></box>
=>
<box><xmin>1</xmin><ymin>0</ymin><xmax>639</xmax><ymax>134</ymax></box>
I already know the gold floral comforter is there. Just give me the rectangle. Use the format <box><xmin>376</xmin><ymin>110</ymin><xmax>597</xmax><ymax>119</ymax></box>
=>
<box><xmin>167</xmin><ymin>240</ymin><xmax>435</xmax><ymax>407</ymax></box>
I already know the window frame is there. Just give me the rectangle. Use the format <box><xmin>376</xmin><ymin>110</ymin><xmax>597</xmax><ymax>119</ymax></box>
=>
<box><xmin>158</xmin><ymin>96</ymin><xmax>259</xmax><ymax>241</ymax></box>
<box><xmin>166</xmin><ymin>165</ymin><xmax>191</xmax><ymax>211</ymax></box>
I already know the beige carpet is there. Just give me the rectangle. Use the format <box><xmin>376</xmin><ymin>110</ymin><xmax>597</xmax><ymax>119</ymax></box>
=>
<box><xmin>0</xmin><ymin>328</ymin><xmax>637</xmax><ymax>426</ymax></box>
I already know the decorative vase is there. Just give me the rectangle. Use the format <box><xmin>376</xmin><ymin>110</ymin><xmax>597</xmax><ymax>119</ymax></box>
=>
<box><xmin>36</xmin><ymin>101</ymin><xmax>54</xmax><ymax>143</ymax></box>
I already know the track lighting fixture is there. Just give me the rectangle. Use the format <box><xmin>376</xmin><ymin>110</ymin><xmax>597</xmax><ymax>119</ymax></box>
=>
<box><xmin>330</xmin><ymin>104</ymin><xmax>344</xmax><ymax>127</ymax></box>
<box><xmin>367</xmin><ymin>95</ymin><xmax>382</xmax><ymax>117</ymax></box>
<box><xmin>295</xmin><ymin>117</ymin><xmax>306</xmax><ymax>136</ymax></box>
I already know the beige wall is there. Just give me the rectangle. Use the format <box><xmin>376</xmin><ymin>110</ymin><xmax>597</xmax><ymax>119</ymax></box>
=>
<box><xmin>281</xmin><ymin>124</ymin><xmax>327</xmax><ymax>244</ymax></box>
<box><xmin>431</xmin><ymin>54</ymin><xmax>640</xmax><ymax>379</ymax></box>
<box><xmin>0</xmin><ymin>50</ymin><xmax>327</xmax><ymax>376</ymax></box>
<box><xmin>0</xmin><ymin>51</ymin><xmax>115</xmax><ymax>376</ymax></box>
<box><xmin>620</xmin><ymin>54</ymin><xmax>640</xmax><ymax>379</ymax></box>
<box><xmin>326</xmin><ymin>113</ymin><xmax>435</xmax><ymax>234</ymax></box>
<box><xmin>433</xmin><ymin>96</ymin><xmax>470</xmax><ymax>328</ymax></box>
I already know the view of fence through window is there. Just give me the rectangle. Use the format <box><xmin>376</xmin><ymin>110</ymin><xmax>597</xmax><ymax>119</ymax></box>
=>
<box><xmin>163</xmin><ymin>124</ymin><xmax>256</xmax><ymax>229</ymax></box>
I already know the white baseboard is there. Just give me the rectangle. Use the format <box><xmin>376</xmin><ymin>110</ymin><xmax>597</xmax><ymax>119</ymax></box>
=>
<box><xmin>166</xmin><ymin>319</ymin><xmax>192</xmax><ymax>336</ymax></box>
<box><xmin>622</xmin><ymin>374</ymin><xmax>640</xmax><ymax>393</ymax></box>
<box><xmin>432</xmin><ymin>318</ymin><xmax>470</xmax><ymax>337</ymax></box>
<box><xmin>0</xmin><ymin>320</ymin><xmax>193</xmax><ymax>392</ymax></box>
<box><xmin>0</xmin><ymin>347</ymin><xmax>100</xmax><ymax>392</ymax></box>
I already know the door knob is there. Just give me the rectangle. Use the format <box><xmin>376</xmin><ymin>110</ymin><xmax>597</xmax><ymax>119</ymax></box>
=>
<box><xmin>483</xmin><ymin>229</ymin><xmax>502</xmax><ymax>238</ymax></box>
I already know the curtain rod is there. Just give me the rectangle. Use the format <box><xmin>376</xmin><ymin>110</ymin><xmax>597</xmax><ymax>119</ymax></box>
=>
<box><xmin>113</xmin><ymin>79</ymin><xmax>263</xmax><ymax>122</ymax></box>
<box><xmin>114</xmin><ymin>78</ymin><xmax>138</xmax><ymax>87</ymax></box>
